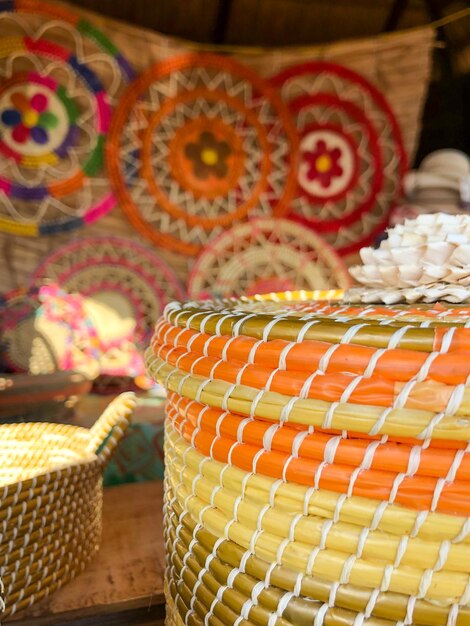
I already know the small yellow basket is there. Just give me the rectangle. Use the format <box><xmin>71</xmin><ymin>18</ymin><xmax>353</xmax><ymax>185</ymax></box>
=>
<box><xmin>0</xmin><ymin>392</ymin><xmax>136</xmax><ymax>618</ymax></box>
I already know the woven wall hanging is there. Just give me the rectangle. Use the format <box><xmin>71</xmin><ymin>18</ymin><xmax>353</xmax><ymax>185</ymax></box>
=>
<box><xmin>107</xmin><ymin>53</ymin><xmax>299</xmax><ymax>256</ymax></box>
<box><xmin>0</xmin><ymin>3</ymin><xmax>433</xmax><ymax>293</ymax></box>
<box><xmin>188</xmin><ymin>217</ymin><xmax>352</xmax><ymax>299</ymax></box>
<box><xmin>0</xmin><ymin>0</ymin><xmax>134</xmax><ymax>237</ymax></box>
<box><xmin>270</xmin><ymin>62</ymin><xmax>407</xmax><ymax>256</ymax></box>
<box><xmin>31</xmin><ymin>237</ymin><xmax>185</xmax><ymax>353</ymax></box>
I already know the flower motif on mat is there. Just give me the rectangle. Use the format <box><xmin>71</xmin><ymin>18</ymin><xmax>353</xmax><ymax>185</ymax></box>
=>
<box><xmin>185</xmin><ymin>131</ymin><xmax>231</xmax><ymax>179</ymax></box>
<box><xmin>1</xmin><ymin>91</ymin><xmax>58</xmax><ymax>145</ymax></box>
<box><xmin>302</xmin><ymin>139</ymin><xmax>343</xmax><ymax>188</ymax></box>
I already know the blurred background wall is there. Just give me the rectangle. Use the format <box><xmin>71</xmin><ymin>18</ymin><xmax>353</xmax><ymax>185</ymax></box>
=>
<box><xmin>67</xmin><ymin>0</ymin><xmax>470</xmax><ymax>163</ymax></box>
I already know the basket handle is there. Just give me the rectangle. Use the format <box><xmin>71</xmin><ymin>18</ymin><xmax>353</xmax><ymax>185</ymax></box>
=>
<box><xmin>87</xmin><ymin>392</ymin><xmax>137</xmax><ymax>466</ymax></box>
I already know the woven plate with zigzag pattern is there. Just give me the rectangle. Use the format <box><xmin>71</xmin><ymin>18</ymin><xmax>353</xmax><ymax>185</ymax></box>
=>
<box><xmin>107</xmin><ymin>53</ymin><xmax>299</xmax><ymax>256</ymax></box>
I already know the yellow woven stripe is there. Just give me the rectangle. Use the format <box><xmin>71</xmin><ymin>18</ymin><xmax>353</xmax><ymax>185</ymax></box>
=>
<box><xmin>0</xmin><ymin>217</ymin><xmax>38</xmax><ymax>237</ymax></box>
<box><xmin>166</xmin><ymin>428</ymin><xmax>470</xmax><ymax>603</ymax></box>
<box><xmin>251</xmin><ymin>289</ymin><xmax>344</xmax><ymax>302</ymax></box>
<box><xmin>146</xmin><ymin>355</ymin><xmax>470</xmax><ymax>441</ymax></box>
<box><xmin>21</xmin><ymin>153</ymin><xmax>58</xmax><ymax>168</ymax></box>
<box><xmin>165</xmin><ymin>426</ymin><xmax>469</xmax><ymax>543</ymax></box>
<box><xmin>0</xmin><ymin>37</ymin><xmax>25</xmax><ymax>58</ymax></box>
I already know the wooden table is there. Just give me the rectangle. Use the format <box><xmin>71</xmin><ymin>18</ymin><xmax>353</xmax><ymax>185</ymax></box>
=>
<box><xmin>7</xmin><ymin>481</ymin><xmax>166</xmax><ymax>626</ymax></box>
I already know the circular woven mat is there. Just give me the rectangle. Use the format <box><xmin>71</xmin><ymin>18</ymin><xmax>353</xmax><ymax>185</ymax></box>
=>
<box><xmin>31</xmin><ymin>236</ymin><xmax>185</xmax><ymax>347</ymax></box>
<box><xmin>270</xmin><ymin>62</ymin><xmax>407</xmax><ymax>256</ymax></box>
<box><xmin>107</xmin><ymin>53</ymin><xmax>298</xmax><ymax>256</ymax></box>
<box><xmin>0</xmin><ymin>0</ymin><xmax>134</xmax><ymax>236</ymax></box>
<box><xmin>187</xmin><ymin>218</ymin><xmax>352</xmax><ymax>299</ymax></box>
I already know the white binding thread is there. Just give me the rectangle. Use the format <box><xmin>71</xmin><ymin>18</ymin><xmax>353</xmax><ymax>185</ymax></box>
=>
<box><xmin>296</xmin><ymin>319</ymin><xmax>320</xmax><ymax>343</ymax></box>
<box><xmin>247</xmin><ymin>339</ymin><xmax>264</xmax><ymax>364</ymax></box>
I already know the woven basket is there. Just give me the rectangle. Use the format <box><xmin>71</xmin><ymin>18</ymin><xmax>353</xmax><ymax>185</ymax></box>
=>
<box><xmin>0</xmin><ymin>391</ymin><xmax>136</xmax><ymax>618</ymax></box>
<box><xmin>147</xmin><ymin>292</ymin><xmax>470</xmax><ymax>626</ymax></box>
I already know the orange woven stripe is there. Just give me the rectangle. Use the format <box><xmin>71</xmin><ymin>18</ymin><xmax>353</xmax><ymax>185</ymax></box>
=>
<box><xmin>167</xmin><ymin>402</ymin><xmax>470</xmax><ymax>516</ymax></box>
<box><xmin>16</xmin><ymin>0</ymin><xmax>79</xmax><ymax>25</ymax></box>
<box><xmin>152</xmin><ymin>320</ymin><xmax>470</xmax><ymax>386</ymax></box>
<box><xmin>48</xmin><ymin>171</ymin><xmax>84</xmax><ymax>198</ymax></box>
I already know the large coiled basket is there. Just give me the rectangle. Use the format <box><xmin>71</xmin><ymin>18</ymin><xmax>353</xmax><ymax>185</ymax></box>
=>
<box><xmin>147</xmin><ymin>292</ymin><xmax>470</xmax><ymax>626</ymax></box>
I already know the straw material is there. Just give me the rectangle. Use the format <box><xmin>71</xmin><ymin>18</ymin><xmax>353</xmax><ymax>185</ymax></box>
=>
<box><xmin>106</xmin><ymin>49</ymin><xmax>417</xmax><ymax>260</ymax></box>
<box><xmin>163</xmin><ymin>486</ymin><xmax>470</xmax><ymax>626</ymax></box>
<box><xmin>269</xmin><ymin>62</ymin><xmax>407</xmax><ymax>257</ymax></box>
<box><xmin>164</xmin><ymin>400</ymin><xmax>470</xmax><ymax>517</ymax></box>
<box><xmin>162</xmin><ymin>295</ymin><xmax>470</xmax><ymax>349</ymax></box>
<box><xmin>163</xmin><ymin>426</ymin><xmax>470</xmax><ymax>622</ymax></box>
<box><xmin>164</xmin><ymin>424</ymin><xmax>468</xmax><ymax>625</ymax></box>
<box><xmin>0</xmin><ymin>2</ymin><xmax>434</xmax><ymax>295</ymax></box>
<box><xmin>147</xmin><ymin>291</ymin><xmax>470</xmax><ymax>625</ymax></box>
<box><xmin>187</xmin><ymin>218</ymin><xmax>352</xmax><ymax>299</ymax></box>
<box><xmin>103</xmin><ymin>10</ymin><xmax>432</xmax><ymax>262</ymax></box>
<box><xmin>0</xmin><ymin>392</ymin><xmax>136</xmax><ymax>617</ymax></box>
<box><xmin>147</xmin><ymin>356</ymin><xmax>470</xmax><ymax>442</ymax></box>
<box><xmin>164</xmin><ymin>488</ymin><xmax>467</xmax><ymax>626</ymax></box>
<box><xmin>0</xmin><ymin>288</ymin><xmax>56</xmax><ymax>374</ymax></box>
<box><xmin>0</xmin><ymin>0</ymin><xmax>134</xmax><ymax>238</ymax></box>
<box><xmin>107</xmin><ymin>53</ymin><xmax>298</xmax><ymax>257</ymax></box>
<box><xmin>27</xmin><ymin>236</ymin><xmax>185</xmax><ymax>382</ymax></box>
